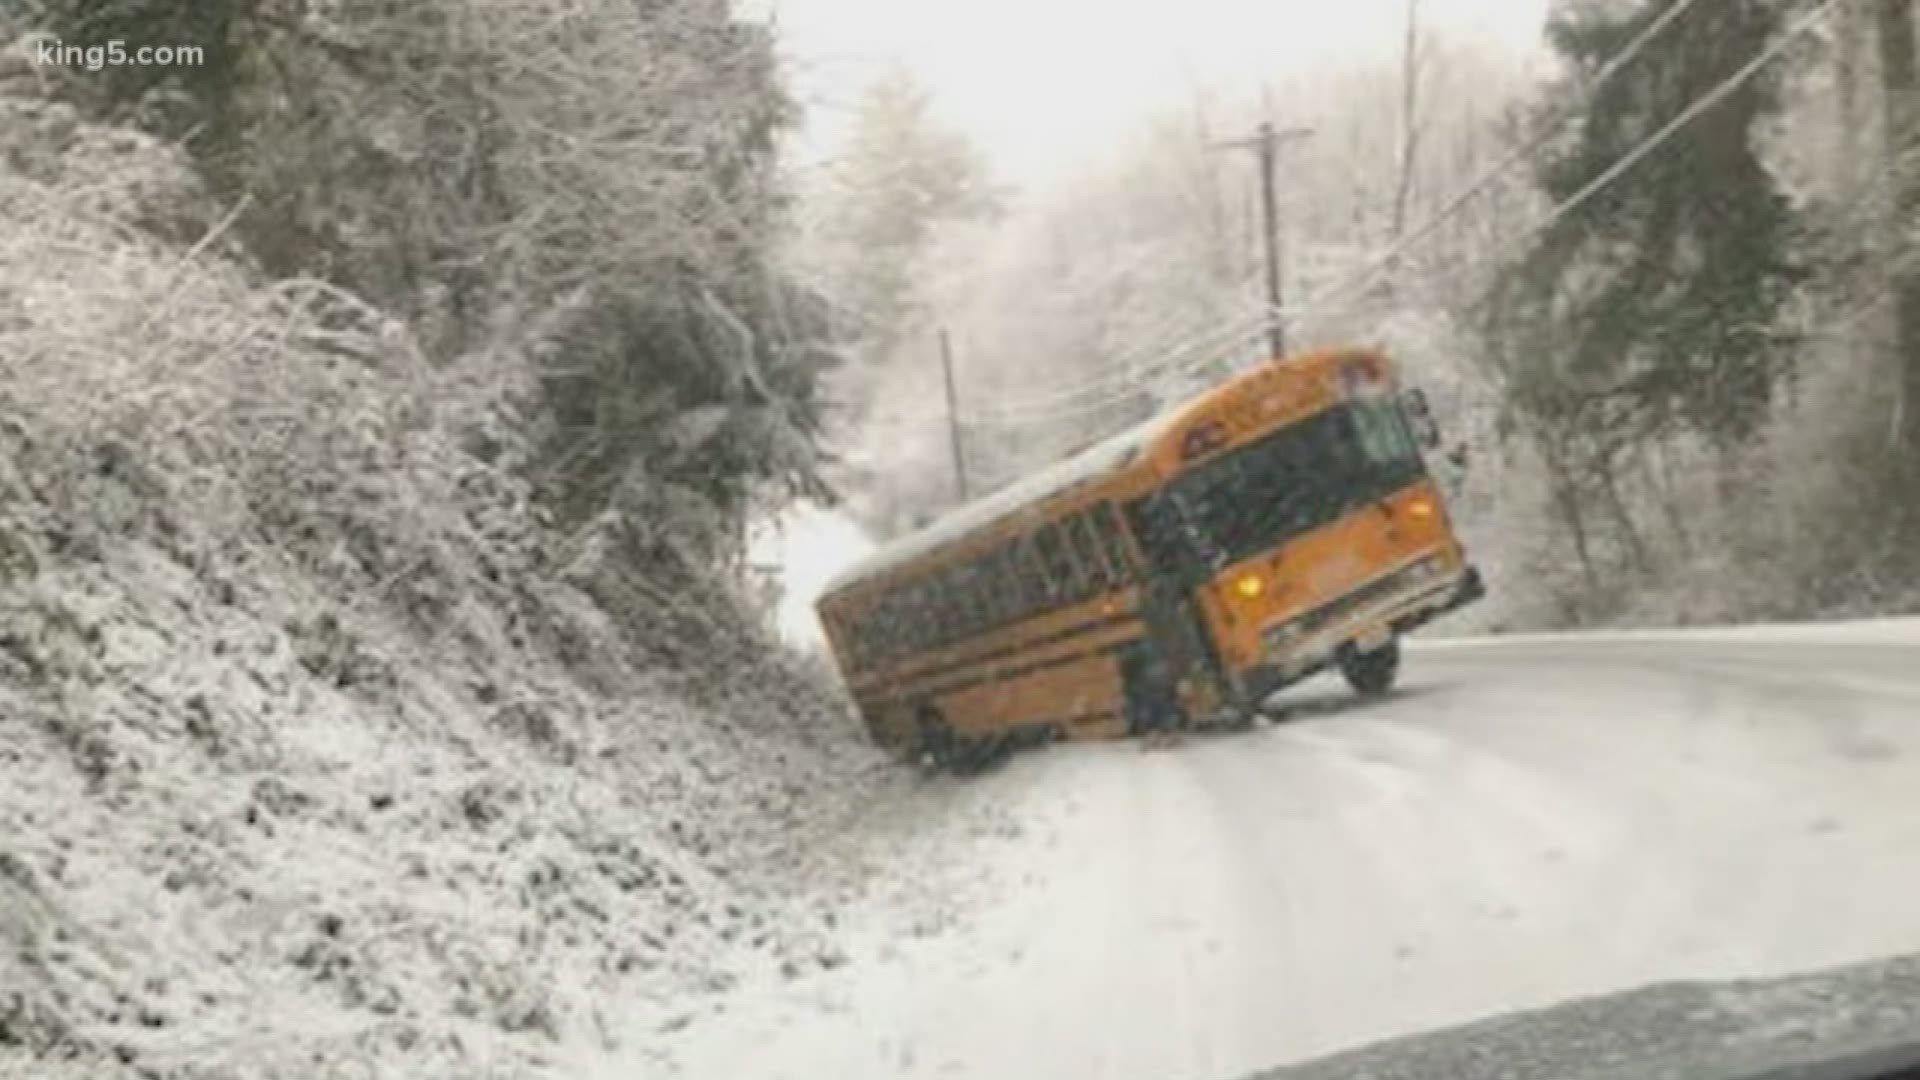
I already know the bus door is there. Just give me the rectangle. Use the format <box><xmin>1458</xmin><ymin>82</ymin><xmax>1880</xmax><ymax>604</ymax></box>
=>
<box><xmin>1122</xmin><ymin>494</ymin><xmax>1230</xmax><ymax>729</ymax></box>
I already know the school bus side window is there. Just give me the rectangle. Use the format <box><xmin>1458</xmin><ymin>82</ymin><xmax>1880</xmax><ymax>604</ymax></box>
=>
<box><xmin>859</xmin><ymin>602</ymin><xmax>879</xmax><ymax>664</ymax></box>
<box><xmin>919</xmin><ymin>579</ymin><xmax>940</xmax><ymax>649</ymax></box>
<box><xmin>1012</xmin><ymin>534</ymin><xmax>1048</xmax><ymax>619</ymax></box>
<box><xmin>944</xmin><ymin>565</ymin><xmax>972</xmax><ymax>642</ymax></box>
<box><xmin>931</xmin><ymin>569</ymin><xmax>956</xmax><ymax>648</ymax></box>
<box><xmin>974</xmin><ymin>548</ymin><xmax>1004</xmax><ymax>627</ymax></box>
<box><xmin>893</xmin><ymin>585</ymin><xmax>919</xmax><ymax>653</ymax></box>
<box><xmin>970</xmin><ymin>557</ymin><xmax>996</xmax><ymax>630</ymax></box>
<box><xmin>919</xmin><ymin>575</ymin><xmax>942</xmax><ymax>650</ymax></box>
<box><xmin>863</xmin><ymin>600</ymin><xmax>888</xmax><ymax>664</ymax></box>
<box><xmin>1064</xmin><ymin>520</ymin><xmax>1098</xmax><ymax>598</ymax></box>
<box><xmin>947</xmin><ymin>562</ymin><xmax>976</xmax><ymax>637</ymax></box>
<box><xmin>1093</xmin><ymin>504</ymin><xmax>1135</xmax><ymax>581</ymax></box>
<box><xmin>848</xmin><ymin>612</ymin><xmax>868</xmax><ymax>668</ymax></box>
<box><xmin>1067</xmin><ymin>513</ymin><xmax>1111</xmax><ymax>593</ymax></box>
<box><xmin>917</xmin><ymin>572</ymin><xmax>940</xmax><ymax>645</ymax></box>
<box><xmin>961</xmin><ymin>564</ymin><xmax>983</xmax><ymax>633</ymax></box>
<box><xmin>1004</xmin><ymin>542</ymin><xmax>1030</xmax><ymax>620</ymax></box>
<box><xmin>1036</xmin><ymin>525</ymin><xmax>1074</xmax><ymax>602</ymax></box>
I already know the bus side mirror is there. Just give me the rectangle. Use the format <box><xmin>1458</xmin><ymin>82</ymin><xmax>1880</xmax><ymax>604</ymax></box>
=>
<box><xmin>1400</xmin><ymin>388</ymin><xmax>1441</xmax><ymax>450</ymax></box>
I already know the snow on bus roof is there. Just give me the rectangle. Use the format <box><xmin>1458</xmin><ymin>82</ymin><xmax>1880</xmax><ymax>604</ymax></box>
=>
<box><xmin>822</xmin><ymin>406</ymin><xmax>1185</xmax><ymax>598</ymax></box>
<box><xmin>819</xmin><ymin>345</ymin><xmax>1378</xmax><ymax>599</ymax></box>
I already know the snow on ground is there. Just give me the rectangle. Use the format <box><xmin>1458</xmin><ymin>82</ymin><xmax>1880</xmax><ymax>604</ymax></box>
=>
<box><xmin>1423</xmin><ymin>616</ymin><xmax>1920</xmax><ymax>648</ymax></box>
<box><xmin>616</xmin><ymin>619</ymin><xmax>1920</xmax><ymax>1080</ymax></box>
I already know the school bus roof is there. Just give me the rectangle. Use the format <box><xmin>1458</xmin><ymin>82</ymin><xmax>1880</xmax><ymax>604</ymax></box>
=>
<box><xmin>819</xmin><ymin>345</ymin><xmax>1377</xmax><ymax>602</ymax></box>
<box><xmin>821</xmin><ymin>408</ymin><xmax>1175</xmax><ymax>599</ymax></box>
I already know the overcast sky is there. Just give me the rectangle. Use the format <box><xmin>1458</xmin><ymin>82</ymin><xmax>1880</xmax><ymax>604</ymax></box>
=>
<box><xmin>756</xmin><ymin>0</ymin><xmax>1556</xmax><ymax>184</ymax></box>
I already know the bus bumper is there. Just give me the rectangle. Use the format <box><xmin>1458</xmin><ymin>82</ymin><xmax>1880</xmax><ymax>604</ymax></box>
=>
<box><xmin>1395</xmin><ymin>565</ymin><xmax>1485</xmax><ymax>633</ymax></box>
<box><xmin>1233</xmin><ymin>564</ymin><xmax>1485</xmax><ymax>703</ymax></box>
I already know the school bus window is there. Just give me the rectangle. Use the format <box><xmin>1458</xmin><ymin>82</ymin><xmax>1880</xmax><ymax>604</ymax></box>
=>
<box><xmin>946</xmin><ymin>563</ymin><xmax>974</xmax><ymax>636</ymax></box>
<box><xmin>1092</xmin><ymin>503</ymin><xmax>1134</xmax><ymax>579</ymax></box>
<box><xmin>947</xmin><ymin>565</ymin><xmax>974</xmax><ymax>639</ymax></box>
<box><xmin>1072</xmin><ymin>519</ymin><xmax>1101</xmax><ymax>597</ymax></box>
<box><xmin>1096</xmin><ymin>508</ymin><xmax>1128</xmax><ymax>582</ymax></box>
<box><xmin>932</xmin><ymin>569</ymin><xmax>957</xmax><ymax>643</ymax></box>
<box><xmin>1062</xmin><ymin>520</ymin><xmax>1097</xmax><ymax>598</ymax></box>
<box><xmin>960</xmin><ymin>565</ymin><xmax>981</xmax><ymax>628</ymax></box>
<box><xmin>1036</xmin><ymin>525</ymin><xmax>1074</xmax><ymax>602</ymax></box>
<box><xmin>919</xmin><ymin>582</ymin><xmax>940</xmax><ymax>649</ymax></box>
<box><xmin>1062</xmin><ymin>514</ymin><xmax>1097</xmax><ymax>590</ymax></box>
<box><xmin>967</xmin><ymin>559</ymin><xmax>994</xmax><ymax>631</ymax></box>
<box><xmin>870</xmin><ymin>599</ymin><xmax>892</xmax><ymax>658</ymax></box>
<box><xmin>894</xmin><ymin>586</ymin><xmax>919</xmax><ymax>653</ymax></box>
<box><xmin>1012</xmin><ymin>534</ymin><xmax>1047</xmax><ymax>618</ymax></box>
<box><xmin>1128</xmin><ymin>494</ymin><xmax>1189</xmax><ymax>583</ymax></box>
<box><xmin>857</xmin><ymin>606</ymin><xmax>878</xmax><ymax>663</ymax></box>
<box><xmin>972</xmin><ymin>550</ymin><xmax>999</xmax><ymax>627</ymax></box>
<box><xmin>975</xmin><ymin>561</ymin><xmax>996</xmax><ymax>632</ymax></box>
<box><xmin>1007</xmin><ymin>544</ymin><xmax>1031</xmax><ymax>617</ymax></box>
<box><xmin>875</xmin><ymin>594</ymin><xmax>896</xmax><ymax>655</ymax></box>
<box><xmin>1067</xmin><ymin>513</ymin><xmax>1113</xmax><ymax>592</ymax></box>
<box><xmin>918</xmin><ymin>578</ymin><xmax>940</xmax><ymax>650</ymax></box>
<box><xmin>912</xmin><ymin>580</ymin><xmax>937</xmax><ymax>649</ymax></box>
<box><xmin>885</xmin><ymin>594</ymin><xmax>906</xmax><ymax>655</ymax></box>
<box><xmin>1351</xmin><ymin>396</ymin><xmax>1421</xmax><ymax>468</ymax></box>
<box><xmin>1003</xmin><ymin>547</ymin><xmax>1027</xmax><ymax>623</ymax></box>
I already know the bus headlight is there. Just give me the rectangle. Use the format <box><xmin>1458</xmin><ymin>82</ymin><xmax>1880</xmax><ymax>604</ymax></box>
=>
<box><xmin>1233</xmin><ymin>573</ymin><xmax>1265</xmax><ymax>599</ymax></box>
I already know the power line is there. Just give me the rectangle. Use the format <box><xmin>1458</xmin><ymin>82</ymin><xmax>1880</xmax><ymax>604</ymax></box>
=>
<box><xmin>972</xmin><ymin>0</ymin><xmax>1842</xmax><ymax>431</ymax></box>
<box><xmin>969</xmin><ymin>0</ymin><xmax>1715</xmax><ymax>426</ymax></box>
<box><xmin>964</xmin><ymin>306</ymin><xmax>1269</xmax><ymax>422</ymax></box>
<box><xmin>1301</xmin><ymin>0</ymin><xmax>1715</xmax><ymax>313</ymax></box>
<box><xmin>964</xmin><ymin>310</ymin><xmax>1270</xmax><ymax>425</ymax></box>
<box><xmin>1307</xmin><ymin>0</ymin><xmax>1843</xmax><ymax>332</ymax></box>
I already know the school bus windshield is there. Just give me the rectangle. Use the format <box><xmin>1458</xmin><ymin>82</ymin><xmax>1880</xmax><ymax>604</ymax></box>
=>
<box><xmin>1142</xmin><ymin>396</ymin><xmax>1428</xmax><ymax>575</ymax></box>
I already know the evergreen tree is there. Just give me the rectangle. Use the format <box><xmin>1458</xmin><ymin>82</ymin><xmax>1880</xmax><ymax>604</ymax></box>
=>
<box><xmin>815</xmin><ymin>69</ymin><xmax>996</xmax><ymax>360</ymax></box>
<box><xmin>1486</xmin><ymin>0</ymin><xmax>1804</xmax><ymax>451</ymax></box>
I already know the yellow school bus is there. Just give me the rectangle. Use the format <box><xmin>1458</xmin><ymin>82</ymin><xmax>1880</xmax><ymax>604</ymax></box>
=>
<box><xmin>815</xmin><ymin>345</ymin><xmax>1484</xmax><ymax>765</ymax></box>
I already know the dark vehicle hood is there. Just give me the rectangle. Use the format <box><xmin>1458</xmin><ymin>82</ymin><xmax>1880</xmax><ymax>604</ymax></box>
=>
<box><xmin>1243</xmin><ymin>953</ymin><xmax>1920</xmax><ymax>1080</ymax></box>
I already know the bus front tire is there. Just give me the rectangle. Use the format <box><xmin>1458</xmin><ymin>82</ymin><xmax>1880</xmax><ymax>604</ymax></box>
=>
<box><xmin>1340</xmin><ymin>638</ymin><xmax>1400</xmax><ymax>696</ymax></box>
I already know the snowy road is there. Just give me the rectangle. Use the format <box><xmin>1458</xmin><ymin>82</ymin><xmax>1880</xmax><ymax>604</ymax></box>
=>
<box><xmin>622</xmin><ymin>621</ymin><xmax>1920</xmax><ymax>1080</ymax></box>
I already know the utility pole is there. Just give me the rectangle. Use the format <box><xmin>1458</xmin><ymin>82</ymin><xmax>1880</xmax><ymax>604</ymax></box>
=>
<box><xmin>1214</xmin><ymin>121</ymin><xmax>1313</xmax><ymax>359</ymax></box>
<box><xmin>937</xmin><ymin>328</ymin><xmax>970</xmax><ymax>502</ymax></box>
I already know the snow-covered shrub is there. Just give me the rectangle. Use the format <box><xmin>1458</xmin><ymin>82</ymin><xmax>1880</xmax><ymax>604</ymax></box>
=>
<box><xmin>0</xmin><ymin>71</ymin><xmax>871</xmax><ymax>1080</ymax></box>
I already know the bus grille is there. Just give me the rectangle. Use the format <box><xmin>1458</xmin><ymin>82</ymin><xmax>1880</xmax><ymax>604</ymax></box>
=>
<box><xmin>1293</xmin><ymin>557</ymin><xmax>1439</xmax><ymax>638</ymax></box>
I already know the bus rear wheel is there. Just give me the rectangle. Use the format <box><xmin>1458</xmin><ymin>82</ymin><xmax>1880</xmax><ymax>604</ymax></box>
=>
<box><xmin>1340</xmin><ymin>637</ymin><xmax>1400</xmax><ymax>696</ymax></box>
